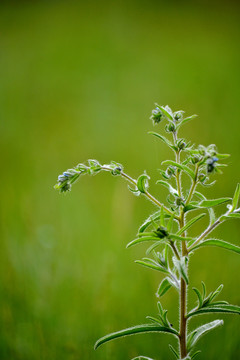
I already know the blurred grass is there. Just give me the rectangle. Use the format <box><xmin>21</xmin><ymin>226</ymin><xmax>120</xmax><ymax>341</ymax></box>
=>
<box><xmin>0</xmin><ymin>0</ymin><xmax>240</xmax><ymax>359</ymax></box>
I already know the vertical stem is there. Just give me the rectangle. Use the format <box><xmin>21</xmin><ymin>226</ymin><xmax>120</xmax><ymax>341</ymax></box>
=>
<box><xmin>179</xmin><ymin>213</ymin><xmax>187</xmax><ymax>359</ymax></box>
<box><xmin>173</xmin><ymin>131</ymin><xmax>188</xmax><ymax>358</ymax></box>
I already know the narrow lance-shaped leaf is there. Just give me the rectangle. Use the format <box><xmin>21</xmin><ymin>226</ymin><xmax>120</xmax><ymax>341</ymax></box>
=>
<box><xmin>170</xmin><ymin>234</ymin><xmax>195</xmax><ymax>242</ymax></box>
<box><xmin>169</xmin><ymin>344</ymin><xmax>179</xmax><ymax>359</ymax></box>
<box><xmin>187</xmin><ymin>304</ymin><xmax>240</xmax><ymax>318</ymax></box>
<box><xmin>161</xmin><ymin>160</ymin><xmax>195</xmax><ymax>180</ymax></box>
<box><xmin>187</xmin><ymin>320</ymin><xmax>223</xmax><ymax>351</ymax></box>
<box><xmin>146</xmin><ymin>241</ymin><xmax>162</xmax><ymax>255</ymax></box>
<box><xmin>94</xmin><ymin>324</ymin><xmax>178</xmax><ymax>349</ymax></box>
<box><xmin>173</xmin><ymin>256</ymin><xmax>189</xmax><ymax>284</ymax></box>
<box><xmin>167</xmin><ymin>212</ymin><xmax>175</xmax><ymax>232</ymax></box>
<box><xmin>190</xmin><ymin>239</ymin><xmax>240</xmax><ymax>255</ymax></box>
<box><xmin>131</xmin><ymin>357</ymin><xmax>155</xmax><ymax>360</ymax></box>
<box><xmin>158</xmin><ymin>105</ymin><xmax>174</xmax><ymax>120</ymax></box>
<box><xmin>139</xmin><ymin>211</ymin><xmax>161</xmax><ymax>233</ymax></box>
<box><xmin>223</xmin><ymin>213</ymin><xmax>240</xmax><ymax>219</ymax></box>
<box><xmin>148</xmin><ymin>132</ymin><xmax>177</xmax><ymax>151</ymax></box>
<box><xmin>135</xmin><ymin>260</ymin><xmax>169</xmax><ymax>273</ymax></box>
<box><xmin>126</xmin><ymin>236</ymin><xmax>160</xmax><ymax>248</ymax></box>
<box><xmin>157</xmin><ymin>278</ymin><xmax>172</xmax><ymax>297</ymax></box>
<box><xmin>232</xmin><ymin>183</ymin><xmax>240</xmax><ymax>211</ymax></box>
<box><xmin>160</xmin><ymin>206</ymin><xmax>166</xmax><ymax>227</ymax></box>
<box><xmin>194</xmin><ymin>191</ymin><xmax>216</xmax><ymax>225</ymax></box>
<box><xmin>191</xmin><ymin>350</ymin><xmax>201</xmax><ymax>359</ymax></box>
<box><xmin>176</xmin><ymin>114</ymin><xmax>198</xmax><ymax>128</ymax></box>
<box><xmin>184</xmin><ymin>197</ymin><xmax>232</xmax><ymax>213</ymax></box>
<box><xmin>176</xmin><ymin>213</ymin><xmax>206</xmax><ymax>235</ymax></box>
<box><xmin>199</xmin><ymin>198</ymin><xmax>231</xmax><ymax>208</ymax></box>
<box><xmin>192</xmin><ymin>287</ymin><xmax>203</xmax><ymax>308</ymax></box>
<box><xmin>156</xmin><ymin>180</ymin><xmax>178</xmax><ymax>197</ymax></box>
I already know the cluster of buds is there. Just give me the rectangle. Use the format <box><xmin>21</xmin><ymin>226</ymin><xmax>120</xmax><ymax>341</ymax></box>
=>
<box><xmin>55</xmin><ymin>160</ymin><xmax>123</xmax><ymax>193</ymax></box>
<box><xmin>173</xmin><ymin>110</ymin><xmax>184</xmax><ymax>121</ymax></box>
<box><xmin>150</xmin><ymin>104</ymin><xmax>185</xmax><ymax>131</ymax></box>
<box><xmin>150</xmin><ymin>106</ymin><xmax>164</xmax><ymax>125</ymax></box>
<box><xmin>206</xmin><ymin>156</ymin><xmax>219</xmax><ymax>174</ymax></box>
<box><xmin>177</xmin><ymin>138</ymin><xmax>187</xmax><ymax>150</ymax></box>
<box><xmin>154</xmin><ymin>226</ymin><xmax>169</xmax><ymax>239</ymax></box>
<box><xmin>55</xmin><ymin>168</ymin><xmax>82</xmax><ymax>193</ymax></box>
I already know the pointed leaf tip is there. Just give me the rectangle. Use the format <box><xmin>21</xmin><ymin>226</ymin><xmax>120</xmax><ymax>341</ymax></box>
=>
<box><xmin>94</xmin><ymin>324</ymin><xmax>178</xmax><ymax>349</ymax></box>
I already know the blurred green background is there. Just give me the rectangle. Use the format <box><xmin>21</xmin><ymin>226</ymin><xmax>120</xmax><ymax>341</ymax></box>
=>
<box><xmin>0</xmin><ymin>1</ymin><xmax>240</xmax><ymax>359</ymax></box>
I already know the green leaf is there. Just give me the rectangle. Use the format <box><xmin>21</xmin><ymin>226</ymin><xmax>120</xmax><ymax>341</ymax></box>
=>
<box><xmin>169</xmin><ymin>344</ymin><xmax>179</xmax><ymax>359</ymax></box>
<box><xmin>176</xmin><ymin>214</ymin><xmax>206</xmax><ymax>235</ymax></box>
<box><xmin>201</xmin><ymin>281</ymin><xmax>206</xmax><ymax>300</ymax></box>
<box><xmin>177</xmin><ymin>114</ymin><xmax>198</xmax><ymax>128</ymax></box>
<box><xmin>199</xmin><ymin>198</ymin><xmax>231</xmax><ymax>208</ymax></box>
<box><xmin>94</xmin><ymin>324</ymin><xmax>178</xmax><ymax>349</ymax></box>
<box><xmin>173</xmin><ymin>256</ymin><xmax>189</xmax><ymax>284</ymax></box>
<box><xmin>216</xmin><ymin>153</ymin><xmax>230</xmax><ymax>159</ymax></box>
<box><xmin>160</xmin><ymin>206</ymin><xmax>166</xmax><ymax>227</ymax></box>
<box><xmin>128</xmin><ymin>185</ymin><xmax>140</xmax><ymax>196</ymax></box>
<box><xmin>187</xmin><ymin>304</ymin><xmax>240</xmax><ymax>318</ymax></box>
<box><xmin>156</xmin><ymin>180</ymin><xmax>178</xmax><ymax>197</ymax></box>
<box><xmin>126</xmin><ymin>236</ymin><xmax>158</xmax><ymax>248</ymax></box>
<box><xmin>131</xmin><ymin>357</ymin><xmax>155</xmax><ymax>360</ymax></box>
<box><xmin>137</xmin><ymin>172</ymin><xmax>150</xmax><ymax>194</ymax></box>
<box><xmin>135</xmin><ymin>260</ymin><xmax>169</xmax><ymax>273</ymax></box>
<box><xmin>232</xmin><ymin>183</ymin><xmax>240</xmax><ymax>211</ymax></box>
<box><xmin>139</xmin><ymin>211</ymin><xmax>161</xmax><ymax>233</ymax></box>
<box><xmin>183</xmin><ymin>203</ymin><xmax>199</xmax><ymax>213</ymax></box>
<box><xmin>157</xmin><ymin>278</ymin><xmax>172</xmax><ymax>297</ymax></box>
<box><xmin>191</xmin><ymin>350</ymin><xmax>201</xmax><ymax>359</ymax></box>
<box><xmin>224</xmin><ymin>213</ymin><xmax>240</xmax><ymax>219</ymax></box>
<box><xmin>148</xmin><ymin>132</ymin><xmax>177</xmax><ymax>151</ymax></box>
<box><xmin>190</xmin><ymin>239</ymin><xmax>240</xmax><ymax>255</ymax></box>
<box><xmin>208</xmin><ymin>284</ymin><xmax>224</xmax><ymax>303</ymax></box>
<box><xmin>162</xmin><ymin>160</ymin><xmax>195</xmax><ymax>180</ymax></box>
<box><xmin>192</xmin><ymin>287</ymin><xmax>203</xmax><ymax>308</ymax></box>
<box><xmin>167</xmin><ymin>213</ymin><xmax>175</xmax><ymax>232</ymax></box>
<box><xmin>187</xmin><ymin>320</ymin><xmax>223</xmax><ymax>351</ymax></box>
<box><xmin>146</xmin><ymin>315</ymin><xmax>162</xmax><ymax>325</ymax></box>
<box><xmin>194</xmin><ymin>191</ymin><xmax>216</xmax><ymax>225</ymax></box>
<box><xmin>184</xmin><ymin>198</ymin><xmax>231</xmax><ymax>213</ymax></box>
<box><xmin>170</xmin><ymin>234</ymin><xmax>195</xmax><ymax>242</ymax></box>
<box><xmin>146</xmin><ymin>241</ymin><xmax>162</xmax><ymax>255</ymax></box>
<box><xmin>158</xmin><ymin>105</ymin><xmax>174</xmax><ymax>120</ymax></box>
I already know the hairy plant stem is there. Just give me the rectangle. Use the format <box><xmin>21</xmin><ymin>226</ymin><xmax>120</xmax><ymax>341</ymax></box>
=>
<box><xmin>185</xmin><ymin>165</ymin><xmax>199</xmax><ymax>205</ymax></box>
<box><xmin>104</xmin><ymin>168</ymin><xmax>178</xmax><ymax>218</ymax></box>
<box><xmin>179</xmin><ymin>211</ymin><xmax>187</xmax><ymax>358</ymax></box>
<box><xmin>173</xmin><ymin>131</ymin><xmax>188</xmax><ymax>359</ymax></box>
<box><xmin>188</xmin><ymin>218</ymin><xmax>221</xmax><ymax>251</ymax></box>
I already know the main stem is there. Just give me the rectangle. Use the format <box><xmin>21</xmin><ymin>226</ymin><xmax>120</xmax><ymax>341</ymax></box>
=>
<box><xmin>174</xmin><ymin>135</ymin><xmax>188</xmax><ymax>359</ymax></box>
<box><xmin>179</xmin><ymin>213</ymin><xmax>187</xmax><ymax>359</ymax></box>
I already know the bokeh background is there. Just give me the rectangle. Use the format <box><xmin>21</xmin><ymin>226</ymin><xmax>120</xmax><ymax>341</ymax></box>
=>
<box><xmin>1</xmin><ymin>1</ymin><xmax>240</xmax><ymax>359</ymax></box>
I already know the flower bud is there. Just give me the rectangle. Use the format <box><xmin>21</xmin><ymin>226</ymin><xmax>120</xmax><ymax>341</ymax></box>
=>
<box><xmin>150</xmin><ymin>107</ymin><xmax>163</xmax><ymax>125</ymax></box>
<box><xmin>198</xmin><ymin>173</ymin><xmax>206</xmax><ymax>182</ymax></box>
<box><xmin>166</xmin><ymin>166</ymin><xmax>176</xmax><ymax>178</ymax></box>
<box><xmin>58</xmin><ymin>174</ymin><xmax>67</xmax><ymax>183</ymax></box>
<box><xmin>191</xmin><ymin>155</ymin><xmax>201</xmax><ymax>164</ymax></box>
<box><xmin>155</xmin><ymin>226</ymin><xmax>168</xmax><ymax>239</ymax></box>
<box><xmin>177</xmin><ymin>139</ymin><xmax>186</xmax><ymax>150</ymax></box>
<box><xmin>173</xmin><ymin>111</ymin><xmax>184</xmax><ymax>121</ymax></box>
<box><xmin>176</xmin><ymin>197</ymin><xmax>184</xmax><ymax>206</ymax></box>
<box><xmin>60</xmin><ymin>183</ymin><xmax>71</xmax><ymax>193</ymax></box>
<box><xmin>206</xmin><ymin>156</ymin><xmax>218</xmax><ymax>173</ymax></box>
<box><xmin>165</xmin><ymin>123</ymin><xmax>176</xmax><ymax>133</ymax></box>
